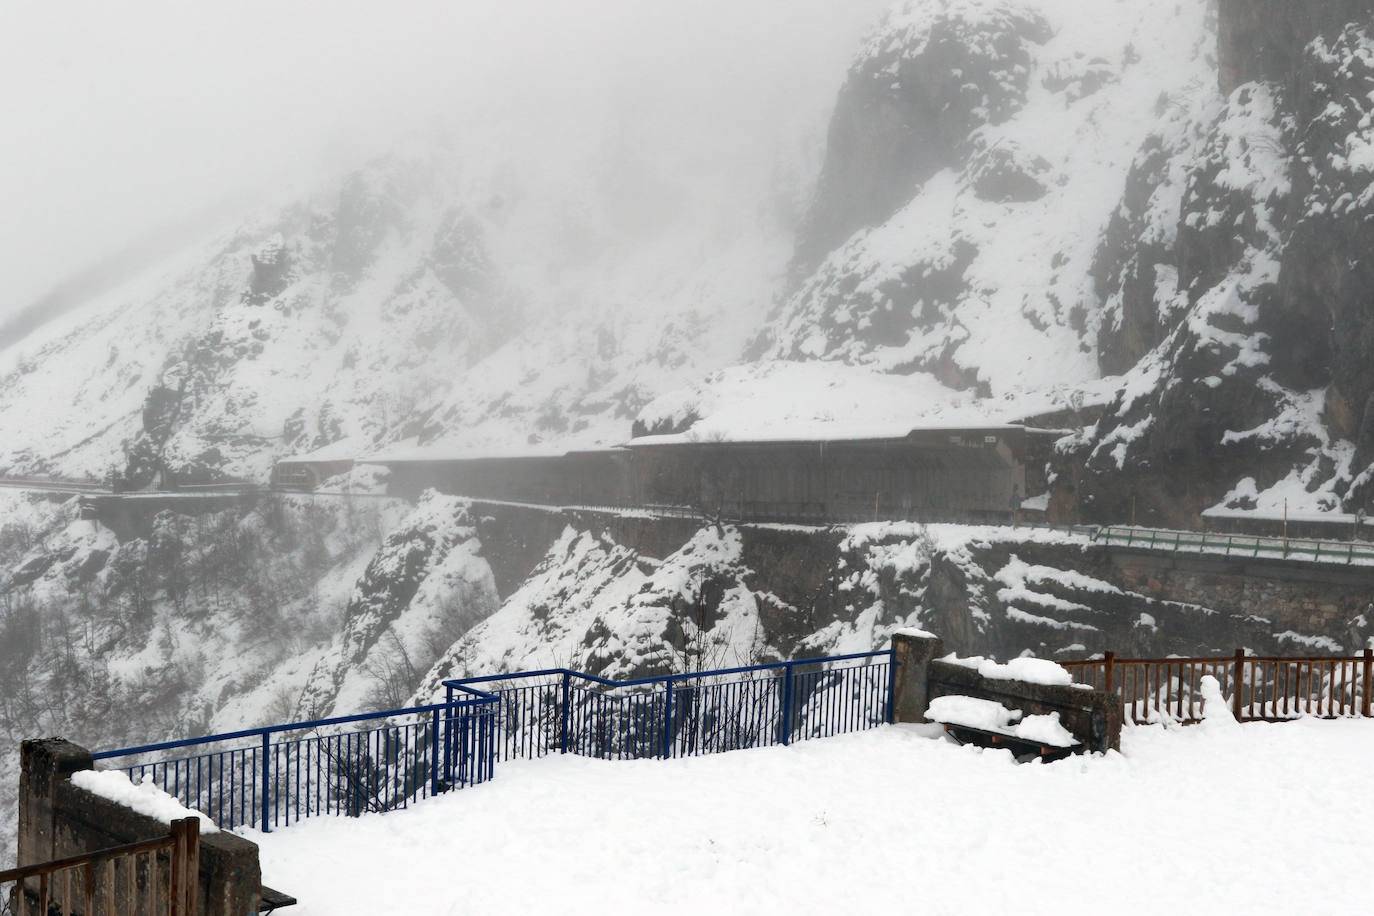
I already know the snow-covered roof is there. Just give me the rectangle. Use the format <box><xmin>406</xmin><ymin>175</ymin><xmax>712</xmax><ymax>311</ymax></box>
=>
<box><xmin>358</xmin><ymin>444</ymin><xmax>628</xmax><ymax>464</ymax></box>
<box><xmin>625</xmin><ymin>424</ymin><xmax>1027</xmax><ymax>448</ymax></box>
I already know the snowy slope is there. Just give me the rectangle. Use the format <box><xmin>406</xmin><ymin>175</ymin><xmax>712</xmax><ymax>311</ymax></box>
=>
<box><xmin>0</xmin><ymin>137</ymin><xmax>797</xmax><ymax>480</ymax></box>
<box><xmin>251</xmin><ymin>719</ymin><xmax>1374</xmax><ymax>914</ymax></box>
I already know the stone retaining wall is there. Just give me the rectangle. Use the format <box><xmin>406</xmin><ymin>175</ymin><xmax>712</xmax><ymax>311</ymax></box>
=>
<box><xmin>18</xmin><ymin>738</ymin><xmax>262</xmax><ymax>916</ymax></box>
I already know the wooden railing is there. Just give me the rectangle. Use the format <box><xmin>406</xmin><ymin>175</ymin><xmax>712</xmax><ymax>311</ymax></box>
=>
<box><xmin>1</xmin><ymin>818</ymin><xmax>199</xmax><ymax>916</ymax></box>
<box><xmin>1061</xmin><ymin>650</ymin><xmax>1374</xmax><ymax>724</ymax></box>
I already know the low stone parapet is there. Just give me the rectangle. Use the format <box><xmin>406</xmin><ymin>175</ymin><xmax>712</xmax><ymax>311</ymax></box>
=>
<box><xmin>18</xmin><ymin>738</ymin><xmax>264</xmax><ymax>916</ymax></box>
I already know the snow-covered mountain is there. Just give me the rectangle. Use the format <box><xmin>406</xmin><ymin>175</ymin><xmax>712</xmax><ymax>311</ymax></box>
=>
<box><xmin>7</xmin><ymin>0</ymin><xmax>1374</xmax><ymax>529</ymax></box>
<box><xmin>0</xmin><ymin>139</ymin><xmax>791</xmax><ymax>484</ymax></box>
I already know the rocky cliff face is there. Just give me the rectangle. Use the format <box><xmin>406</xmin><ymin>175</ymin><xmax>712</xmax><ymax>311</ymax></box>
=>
<box><xmin>1063</xmin><ymin>6</ymin><xmax>1374</xmax><ymax>525</ymax></box>
<box><xmin>745</xmin><ymin>0</ymin><xmax>1374</xmax><ymax>527</ymax></box>
<box><xmin>754</xmin><ymin>0</ymin><xmax>1212</xmax><ymax>401</ymax></box>
<box><xmin>1216</xmin><ymin>0</ymin><xmax>1374</xmax><ymax>93</ymax></box>
<box><xmin>789</xmin><ymin>2</ymin><xmax>1052</xmax><ymax>277</ymax></box>
<box><xmin>0</xmin><ymin>124</ymin><xmax>794</xmax><ymax>484</ymax></box>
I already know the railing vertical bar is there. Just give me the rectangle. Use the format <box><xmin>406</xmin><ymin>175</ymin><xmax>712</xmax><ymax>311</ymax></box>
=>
<box><xmin>780</xmin><ymin>662</ymin><xmax>795</xmax><ymax>745</ymax></box>
<box><xmin>83</xmin><ymin>860</ymin><xmax>95</xmax><ymax>916</ymax></box>
<box><xmin>560</xmin><ymin>673</ymin><xmax>572</xmax><ymax>755</ymax></box>
<box><xmin>296</xmin><ymin>736</ymin><xmax>305</xmax><ymax>823</ymax></box>
<box><xmin>1339</xmin><ymin>660</ymin><xmax>1348</xmax><ymax>716</ymax></box>
<box><xmin>823</xmin><ymin>669</ymin><xmax>834</xmax><ymax>737</ymax></box>
<box><xmin>1305</xmin><ymin>662</ymin><xmax>1312</xmax><ymax>716</ymax></box>
<box><xmin>258</xmin><ymin>732</ymin><xmax>271</xmax><ymax>832</ymax></box>
<box><xmin>1232</xmin><ymin>650</ymin><xmax>1245</xmax><ymax>722</ymax></box>
<box><xmin>661</xmin><ymin>678</ymin><xmax>675</xmax><ymax>759</ymax></box>
<box><xmin>739</xmin><ymin>680</ymin><xmax>748</xmax><ymax>749</ymax></box>
<box><xmin>430</xmin><ymin>708</ymin><xmax>441</xmax><ymax>796</ymax></box>
<box><xmin>106</xmin><ymin>854</ymin><xmax>116</xmax><ymax>916</ymax></box>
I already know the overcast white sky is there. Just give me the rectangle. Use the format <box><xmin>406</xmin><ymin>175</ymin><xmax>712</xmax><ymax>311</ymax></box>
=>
<box><xmin>0</xmin><ymin>0</ymin><xmax>888</xmax><ymax>322</ymax></box>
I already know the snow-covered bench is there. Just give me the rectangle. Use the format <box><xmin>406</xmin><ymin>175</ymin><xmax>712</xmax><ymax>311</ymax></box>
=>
<box><xmin>892</xmin><ymin>631</ymin><xmax>1124</xmax><ymax>752</ymax></box>
<box><xmin>926</xmin><ymin>695</ymin><xmax>1081</xmax><ymax>763</ymax></box>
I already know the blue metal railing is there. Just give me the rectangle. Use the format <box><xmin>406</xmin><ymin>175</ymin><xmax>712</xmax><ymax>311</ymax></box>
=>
<box><xmin>442</xmin><ymin>651</ymin><xmax>894</xmax><ymax>764</ymax></box>
<box><xmin>95</xmin><ymin>650</ymin><xmax>893</xmax><ymax>832</ymax></box>
<box><xmin>93</xmin><ymin>699</ymin><xmax>496</xmax><ymax>832</ymax></box>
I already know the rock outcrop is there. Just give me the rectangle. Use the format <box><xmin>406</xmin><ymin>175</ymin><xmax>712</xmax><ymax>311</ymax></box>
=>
<box><xmin>1067</xmin><ymin>5</ymin><xmax>1374</xmax><ymax>524</ymax></box>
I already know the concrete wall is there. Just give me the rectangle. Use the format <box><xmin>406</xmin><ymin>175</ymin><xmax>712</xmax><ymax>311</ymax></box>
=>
<box><xmin>1107</xmin><ymin>549</ymin><xmax>1374</xmax><ymax>640</ymax></box>
<box><xmin>18</xmin><ymin>739</ymin><xmax>263</xmax><ymax>916</ymax></box>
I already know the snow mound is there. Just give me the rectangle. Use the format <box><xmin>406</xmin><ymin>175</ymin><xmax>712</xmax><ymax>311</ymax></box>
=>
<box><xmin>927</xmin><ymin>694</ymin><xmax>1023</xmax><ymax>731</ymax></box>
<box><xmin>1198</xmin><ymin>674</ymin><xmax>1239</xmax><ymax>732</ymax></box>
<box><xmin>928</xmin><ymin>695</ymin><xmax>1077</xmax><ymax>746</ymax></box>
<box><xmin>1011</xmin><ymin>712</ymin><xmax>1077</xmax><ymax>747</ymax></box>
<box><xmin>71</xmin><ymin>770</ymin><xmax>219</xmax><ymax>833</ymax></box>
<box><xmin>941</xmin><ymin>652</ymin><xmax>1074</xmax><ymax>685</ymax></box>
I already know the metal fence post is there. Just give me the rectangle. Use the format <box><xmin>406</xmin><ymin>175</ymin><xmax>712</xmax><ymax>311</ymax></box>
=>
<box><xmin>885</xmin><ymin>651</ymin><xmax>896</xmax><ymax>724</ymax></box>
<box><xmin>661</xmin><ymin>677</ymin><xmax>675</xmax><ymax>759</ymax></box>
<box><xmin>560</xmin><ymin>671</ymin><xmax>571</xmax><ymax>754</ymax></box>
<box><xmin>260</xmin><ymin>731</ymin><xmax>272</xmax><ymax>833</ymax></box>
<box><xmin>1363</xmin><ymin>648</ymin><xmax>1373</xmax><ymax>718</ymax></box>
<box><xmin>430</xmin><ymin>706</ymin><xmax>442</xmax><ymax>796</ymax></box>
<box><xmin>486</xmin><ymin>705</ymin><xmax>497</xmax><ymax>781</ymax></box>
<box><xmin>444</xmin><ymin>685</ymin><xmax>455</xmax><ymax>784</ymax></box>
<box><xmin>1232</xmin><ymin>649</ymin><xmax>1245</xmax><ymax>721</ymax></box>
<box><xmin>780</xmin><ymin>662</ymin><xmax>795</xmax><ymax>745</ymax></box>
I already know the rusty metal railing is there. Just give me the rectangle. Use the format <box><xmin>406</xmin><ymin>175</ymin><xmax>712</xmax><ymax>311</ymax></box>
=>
<box><xmin>1</xmin><ymin>817</ymin><xmax>200</xmax><ymax>916</ymax></box>
<box><xmin>1061</xmin><ymin>649</ymin><xmax>1374</xmax><ymax>724</ymax></box>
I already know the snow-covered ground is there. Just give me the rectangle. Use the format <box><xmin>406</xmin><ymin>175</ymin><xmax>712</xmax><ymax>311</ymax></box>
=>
<box><xmin>250</xmin><ymin>719</ymin><xmax>1374</xmax><ymax>914</ymax></box>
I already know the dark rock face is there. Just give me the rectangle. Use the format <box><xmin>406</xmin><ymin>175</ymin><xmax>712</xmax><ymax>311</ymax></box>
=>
<box><xmin>1070</xmin><ymin>9</ymin><xmax>1374</xmax><ymax>524</ymax></box>
<box><xmin>1217</xmin><ymin>0</ymin><xmax>1374</xmax><ymax>93</ymax></box>
<box><xmin>245</xmin><ymin>236</ymin><xmax>292</xmax><ymax>304</ymax></box>
<box><xmin>964</xmin><ymin>136</ymin><xmax>1051</xmax><ymax>203</ymax></box>
<box><xmin>1092</xmin><ymin>111</ymin><xmax>1207</xmax><ymax>377</ymax></box>
<box><xmin>789</xmin><ymin>1</ymin><xmax>1051</xmax><ymax>276</ymax></box>
<box><xmin>297</xmin><ymin>495</ymin><xmax>496</xmax><ymax>717</ymax></box>
<box><xmin>1285</xmin><ymin>28</ymin><xmax>1374</xmax><ymax>456</ymax></box>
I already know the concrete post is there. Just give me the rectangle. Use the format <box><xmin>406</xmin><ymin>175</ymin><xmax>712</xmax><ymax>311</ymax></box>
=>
<box><xmin>17</xmin><ymin>737</ymin><xmax>266</xmax><ymax>916</ymax></box>
<box><xmin>891</xmin><ymin>630</ymin><xmax>944</xmax><ymax>723</ymax></box>
<box><xmin>18</xmin><ymin>738</ymin><xmax>93</xmax><ymax>866</ymax></box>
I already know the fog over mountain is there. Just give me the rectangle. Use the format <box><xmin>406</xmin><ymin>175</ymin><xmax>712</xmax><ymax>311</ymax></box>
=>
<box><xmin>13</xmin><ymin>0</ymin><xmax>1374</xmax><ymax>528</ymax></box>
<box><xmin>1</xmin><ymin>0</ymin><xmax>883</xmax><ymax>320</ymax></box>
